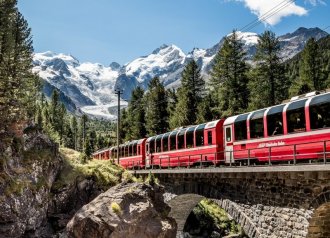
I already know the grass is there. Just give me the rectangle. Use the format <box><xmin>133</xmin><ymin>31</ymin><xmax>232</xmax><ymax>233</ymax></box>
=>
<box><xmin>145</xmin><ymin>172</ymin><xmax>159</xmax><ymax>185</ymax></box>
<box><xmin>195</xmin><ymin>199</ymin><xmax>245</xmax><ymax>235</ymax></box>
<box><xmin>111</xmin><ymin>202</ymin><xmax>122</xmax><ymax>215</ymax></box>
<box><xmin>53</xmin><ymin>148</ymin><xmax>125</xmax><ymax>190</ymax></box>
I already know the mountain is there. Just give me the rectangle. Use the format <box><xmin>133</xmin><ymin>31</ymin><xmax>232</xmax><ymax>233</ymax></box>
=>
<box><xmin>279</xmin><ymin>27</ymin><xmax>328</xmax><ymax>60</ymax></box>
<box><xmin>33</xmin><ymin>51</ymin><xmax>128</xmax><ymax>119</ymax></box>
<box><xmin>34</xmin><ymin>27</ymin><xmax>328</xmax><ymax>120</ymax></box>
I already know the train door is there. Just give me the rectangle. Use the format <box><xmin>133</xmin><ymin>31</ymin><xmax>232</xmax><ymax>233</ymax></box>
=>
<box><xmin>145</xmin><ymin>142</ymin><xmax>151</xmax><ymax>168</ymax></box>
<box><xmin>145</xmin><ymin>137</ymin><xmax>155</xmax><ymax>168</ymax></box>
<box><xmin>224</xmin><ymin>125</ymin><xmax>234</xmax><ymax>163</ymax></box>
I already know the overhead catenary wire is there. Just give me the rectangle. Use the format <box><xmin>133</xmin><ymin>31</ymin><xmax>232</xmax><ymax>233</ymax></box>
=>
<box><xmin>239</xmin><ymin>0</ymin><xmax>295</xmax><ymax>33</ymax></box>
<box><xmin>241</xmin><ymin>2</ymin><xmax>295</xmax><ymax>34</ymax></box>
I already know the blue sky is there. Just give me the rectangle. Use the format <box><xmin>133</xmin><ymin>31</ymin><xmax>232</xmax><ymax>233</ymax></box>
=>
<box><xmin>18</xmin><ymin>0</ymin><xmax>329</xmax><ymax>65</ymax></box>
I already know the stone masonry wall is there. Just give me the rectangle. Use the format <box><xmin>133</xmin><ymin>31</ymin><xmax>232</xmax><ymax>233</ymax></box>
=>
<box><xmin>159</xmin><ymin>171</ymin><xmax>330</xmax><ymax>238</ymax></box>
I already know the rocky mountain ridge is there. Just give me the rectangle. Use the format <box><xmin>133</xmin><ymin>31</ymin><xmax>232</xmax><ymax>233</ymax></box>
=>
<box><xmin>33</xmin><ymin>27</ymin><xmax>329</xmax><ymax>119</ymax></box>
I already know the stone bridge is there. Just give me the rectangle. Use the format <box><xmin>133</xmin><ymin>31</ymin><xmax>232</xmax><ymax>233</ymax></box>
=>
<box><xmin>134</xmin><ymin>165</ymin><xmax>330</xmax><ymax>238</ymax></box>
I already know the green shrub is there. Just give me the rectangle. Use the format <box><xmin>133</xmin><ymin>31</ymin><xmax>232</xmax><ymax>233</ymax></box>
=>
<box><xmin>145</xmin><ymin>172</ymin><xmax>159</xmax><ymax>186</ymax></box>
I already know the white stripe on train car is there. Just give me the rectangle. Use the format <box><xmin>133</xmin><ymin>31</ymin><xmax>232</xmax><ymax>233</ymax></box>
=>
<box><xmin>233</xmin><ymin>128</ymin><xmax>330</xmax><ymax>145</ymax></box>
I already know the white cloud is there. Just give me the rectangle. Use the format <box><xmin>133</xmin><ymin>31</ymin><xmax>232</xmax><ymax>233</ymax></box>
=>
<box><xmin>236</xmin><ymin>0</ymin><xmax>309</xmax><ymax>26</ymax></box>
<box><xmin>306</xmin><ymin>0</ymin><xmax>326</xmax><ymax>6</ymax></box>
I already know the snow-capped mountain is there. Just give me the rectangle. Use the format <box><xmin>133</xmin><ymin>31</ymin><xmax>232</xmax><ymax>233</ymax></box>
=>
<box><xmin>34</xmin><ymin>27</ymin><xmax>328</xmax><ymax>120</ymax></box>
<box><xmin>33</xmin><ymin>51</ymin><xmax>127</xmax><ymax>119</ymax></box>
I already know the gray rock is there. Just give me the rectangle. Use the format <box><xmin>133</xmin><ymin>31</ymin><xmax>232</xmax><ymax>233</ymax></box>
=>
<box><xmin>66</xmin><ymin>182</ymin><xmax>177</xmax><ymax>238</ymax></box>
<box><xmin>0</xmin><ymin>130</ymin><xmax>62</xmax><ymax>237</ymax></box>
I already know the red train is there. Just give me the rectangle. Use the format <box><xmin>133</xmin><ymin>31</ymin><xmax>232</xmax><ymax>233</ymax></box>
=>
<box><xmin>93</xmin><ymin>91</ymin><xmax>330</xmax><ymax>169</ymax></box>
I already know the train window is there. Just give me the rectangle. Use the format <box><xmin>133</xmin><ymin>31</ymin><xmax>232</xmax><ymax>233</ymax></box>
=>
<box><xmin>162</xmin><ymin>133</ymin><xmax>170</xmax><ymax>151</ymax></box>
<box><xmin>169</xmin><ymin>131</ymin><xmax>178</xmax><ymax>151</ymax></box>
<box><xmin>137</xmin><ymin>145</ymin><xmax>140</xmax><ymax>155</ymax></box>
<box><xmin>207</xmin><ymin>131</ymin><xmax>212</xmax><ymax>145</ymax></box>
<box><xmin>186</xmin><ymin>127</ymin><xmax>195</xmax><ymax>148</ymax></box>
<box><xmin>267</xmin><ymin>105</ymin><xmax>285</xmax><ymax>136</ymax></box>
<box><xmin>195</xmin><ymin>124</ymin><xmax>206</xmax><ymax>147</ymax></box>
<box><xmin>178</xmin><ymin>129</ymin><xmax>185</xmax><ymax>149</ymax></box>
<box><xmin>225</xmin><ymin>127</ymin><xmax>232</xmax><ymax>142</ymax></box>
<box><xmin>156</xmin><ymin>135</ymin><xmax>162</xmax><ymax>152</ymax></box>
<box><xmin>250</xmin><ymin>118</ymin><xmax>264</xmax><ymax>139</ymax></box>
<box><xmin>310</xmin><ymin>94</ymin><xmax>330</xmax><ymax>130</ymax></box>
<box><xmin>149</xmin><ymin>139</ymin><xmax>155</xmax><ymax>154</ymax></box>
<box><xmin>234</xmin><ymin>114</ymin><xmax>248</xmax><ymax>141</ymax></box>
<box><xmin>133</xmin><ymin>143</ymin><xmax>137</xmax><ymax>156</ymax></box>
<box><xmin>287</xmin><ymin>99</ymin><xmax>307</xmax><ymax>133</ymax></box>
<box><xmin>120</xmin><ymin>147</ymin><xmax>124</xmax><ymax>158</ymax></box>
<box><xmin>250</xmin><ymin>110</ymin><xmax>265</xmax><ymax>139</ymax></box>
<box><xmin>125</xmin><ymin>145</ymin><xmax>129</xmax><ymax>157</ymax></box>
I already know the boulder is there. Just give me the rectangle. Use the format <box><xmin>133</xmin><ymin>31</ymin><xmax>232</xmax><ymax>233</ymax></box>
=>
<box><xmin>66</xmin><ymin>182</ymin><xmax>177</xmax><ymax>238</ymax></box>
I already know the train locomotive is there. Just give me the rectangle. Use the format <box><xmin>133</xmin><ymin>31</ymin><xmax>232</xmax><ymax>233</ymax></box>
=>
<box><xmin>93</xmin><ymin>91</ymin><xmax>330</xmax><ymax>169</ymax></box>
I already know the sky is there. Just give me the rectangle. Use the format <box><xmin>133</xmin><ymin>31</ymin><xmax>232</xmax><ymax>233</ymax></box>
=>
<box><xmin>18</xmin><ymin>0</ymin><xmax>329</xmax><ymax>65</ymax></box>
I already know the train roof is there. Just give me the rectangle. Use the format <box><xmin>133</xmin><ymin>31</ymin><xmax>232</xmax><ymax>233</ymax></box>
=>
<box><xmin>92</xmin><ymin>147</ymin><xmax>110</xmax><ymax>155</ymax></box>
<box><xmin>205</xmin><ymin>120</ymin><xmax>221</xmax><ymax>129</ymax></box>
<box><xmin>224</xmin><ymin>91</ymin><xmax>330</xmax><ymax>126</ymax></box>
<box><xmin>145</xmin><ymin>120</ymin><xmax>223</xmax><ymax>142</ymax></box>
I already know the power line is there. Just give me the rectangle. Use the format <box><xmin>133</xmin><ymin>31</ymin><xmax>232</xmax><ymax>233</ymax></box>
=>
<box><xmin>241</xmin><ymin>0</ymin><xmax>295</xmax><ymax>33</ymax></box>
<box><xmin>239</xmin><ymin>0</ymin><xmax>294</xmax><ymax>32</ymax></box>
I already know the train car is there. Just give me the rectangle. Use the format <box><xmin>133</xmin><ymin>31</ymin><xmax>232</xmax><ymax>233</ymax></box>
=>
<box><xmin>145</xmin><ymin>119</ymin><xmax>225</xmax><ymax>168</ymax></box>
<box><xmin>92</xmin><ymin>147</ymin><xmax>111</xmax><ymax>160</ymax></box>
<box><xmin>111</xmin><ymin>139</ymin><xmax>147</xmax><ymax>169</ymax></box>
<box><xmin>223</xmin><ymin>91</ymin><xmax>330</xmax><ymax>164</ymax></box>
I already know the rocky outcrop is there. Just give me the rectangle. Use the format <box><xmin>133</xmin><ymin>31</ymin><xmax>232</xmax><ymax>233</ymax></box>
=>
<box><xmin>66</xmin><ymin>182</ymin><xmax>177</xmax><ymax>238</ymax></box>
<box><xmin>0</xmin><ymin>129</ymin><xmax>62</xmax><ymax>237</ymax></box>
<box><xmin>48</xmin><ymin>177</ymin><xmax>104</xmax><ymax>233</ymax></box>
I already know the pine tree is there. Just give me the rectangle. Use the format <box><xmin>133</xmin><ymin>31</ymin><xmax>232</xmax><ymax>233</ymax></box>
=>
<box><xmin>79</xmin><ymin>114</ymin><xmax>88</xmax><ymax>152</ymax></box>
<box><xmin>82</xmin><ymin>134</ymin><xmax>93</xmax><ymax>162</ymax></box>
<box><xmin>35</xmin><ymin>105</ymin><xmax>42</xmax><ymax>129</ymax></box>
<box><xmin>289</xmin><ymin>38</ymin><xmax>323</xmax><ymax>95</ymax></box>
<box><xmin>120</xmin><ymin>108</ymin><xmax>128</xmax><ymax>142</ymax></box>
<box><xmin>170</xmin><ymin>87</ymin><xmax>190</xmax><ymax>128</ymax></box>
<box><xmin>196</xmin><ymin>93</ymin><xmax>216</xmax><ymax>123</ymax></box>
<box><xmin>70</xmin><ymin>116</ymin><xmax>78</xmax><ymax>150</ymax></box>
<box><xmin>0</xmin><ymin>0</ymin><xmax>39</xmax><ymax>136</ymax></box>
<box><xmin>170</xmin><ymin>60</ymin><xmax>205</xmax><ymax>127</ymax></box>
<box><xmin>126</xmin><ymin>86</ymin><xmax>146</xmax><ymax>140</ymax></box>
<box><xmin>145</xmin><ymin>77</ymin><xmax>168</xmax><ymax>135</ymax></box>
<box><xmin>210</xmin><ymin>30</ymin><xmax>249</xmax><ymax>117</ymax></box>
<box><xmin>62</xmin><ymin>122</ymin><xmax>74</xmax><ymax>149</ymax></box>
<box><xmin>167</xmin><ymin>89</ymin><xmax>178</xmax><ymax>130</ymax></box>
<box><xmin>50</xmin><ymin>89</ymin><xmax>60</xmax><ymax>130</ymax></box>
<box><xmin>58</xmin><ymin>103</ymin><xmax>66</xmax><ymax>144</ymax></box>
<box><xmin>249</xmin><ymin>30</ymin><xmax>287</xmax><ymax>109</ymax></box>
<box><xmin>89</xmin><ymin>130</ymin><xmax>97</xmax><ymax>151</ymax></box>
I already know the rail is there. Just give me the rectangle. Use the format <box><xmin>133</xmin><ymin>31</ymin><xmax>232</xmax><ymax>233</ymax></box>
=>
<box><xmin>125</xmin><ymin>139</ymin><xmax>330</xmax><ymax>170</ymax></box>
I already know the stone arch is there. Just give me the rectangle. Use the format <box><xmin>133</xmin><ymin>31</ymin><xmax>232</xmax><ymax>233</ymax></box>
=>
<box><xmin>307</xmin><ymin>191</ymin><xmax>330</xmax><ymax>238</ymax></box>
<box><xmin>167</xmin><ymin>194</ymin><xmax>205</xmax><ymax>234</ymax></box>
<box><xmin>167</xmin><ymin>194</ymin><xmax>260</xmax><ymax>238</ymax></box>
